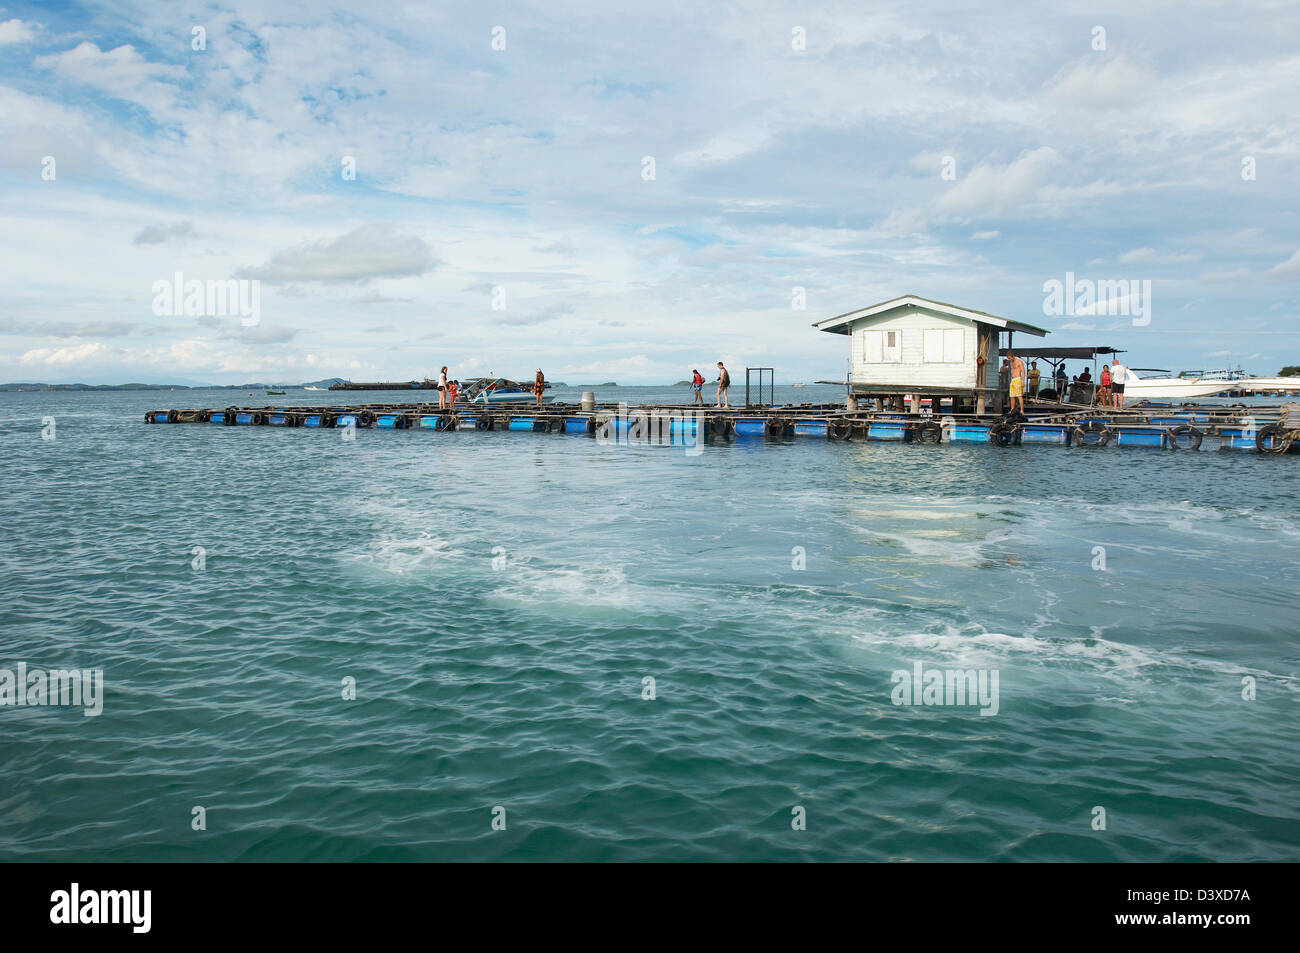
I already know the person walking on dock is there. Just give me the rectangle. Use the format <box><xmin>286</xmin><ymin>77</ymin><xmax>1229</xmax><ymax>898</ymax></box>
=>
<box><xmin>691</xmin><ymin>369</ymin><xmax>705</xmax><ymax>405</ymax></box>
<box><xmin>1007</xmin><ymin>351</ymin><xmax>1026</xmax><ymax>414</ymax></box>
<box><xmin>438</xmin><ymin>366</ymin><xmax>449</xmax><ymax>409</ymax></box>
<box><xmin>534</xmin><ymin>369</ymin><xmax>546</xmax><ymax>408</ymax></box>
<box><xmin>715</xmin><ymin>362</ymin><xmax>731</xmax><ymax>409</ymax></box>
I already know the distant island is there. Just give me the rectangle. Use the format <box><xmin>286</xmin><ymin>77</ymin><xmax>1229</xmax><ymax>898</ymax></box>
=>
<box><xmin>0</xmin><ymin>377</ymin><xmax>346</xmax><ymax>392</ymax></box>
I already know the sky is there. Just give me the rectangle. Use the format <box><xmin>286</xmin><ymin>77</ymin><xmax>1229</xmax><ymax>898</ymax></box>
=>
<box><xmin>1</xmin><ymin>0</ymin><xmax>1298</xmax><ymax>385</ymax></box>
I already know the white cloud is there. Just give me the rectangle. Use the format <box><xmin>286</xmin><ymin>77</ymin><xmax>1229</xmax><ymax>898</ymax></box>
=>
<box><xmin>0</xmin><ymin>18</ymin><xmax>37</xmax><ymax>45</ymax></box>
<box><xmin>1118</xmin><ymin>247</ymin><xmax>1200</xmax><ymax>265</ymax></box>
<box><xmin>971</xmin><ymin>230</ymin><xmax>999</xmax><ymax>240</ymax></box>
<box><xmin>1047</xmin><ymin>57</ymin><xmax>1158</xmax><ymax>108</ymax></box>
<box><xmin>1265</xmin><ymin>249</ymin><xmax>1300</xmax><ymax>279</ymax></box>
<box><xmin>20</xmin><ymin>342</ymin><xmax>109</xmax><ymax>366</ymax></box>
<box><xmin>936</xmin><ymin>147</ymin><xmax>1063</xmax><ymax>217</ymax></box>
<box><xmin>239</xmin><ymin>225</ymin><xmax>438</xmax><ymax>285</ymax></box>
<box><xmin>34</xmin><ymin>42</ymin><xmax>184</xmax><ymax>116</ymax></box>
<box><xmin>133</xmin><ymin>222</ymin><xmax>197</xmax><ymax>246</ymax></box>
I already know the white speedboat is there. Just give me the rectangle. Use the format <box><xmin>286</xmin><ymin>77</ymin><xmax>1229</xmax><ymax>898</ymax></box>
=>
<box><xmin>1232</xmin><ymin>377</ymin><xmax>1300</xmax><ymax>394</ymax></box>
<box><xmin>1123</xmin><ymin>369</ymin><xmax>1232</xmax><ymax>401</ymax></box>
<box><xmin>461</xmin><ymin>377</ymin><xmax>550</xmax><ymax>405</ymax></box>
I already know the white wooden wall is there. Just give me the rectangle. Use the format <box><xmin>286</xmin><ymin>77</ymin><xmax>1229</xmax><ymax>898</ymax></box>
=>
<box><xmin>848</xmin><ymin>308</ymin><xmax>980</xmax><ymax>389</ymax></box>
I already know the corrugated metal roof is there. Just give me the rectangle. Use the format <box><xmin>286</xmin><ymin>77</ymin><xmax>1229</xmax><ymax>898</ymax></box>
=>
<box><xmin>812</xmin><ymin>294</ymin><xmax>1049</xmax><ymax>337</ymax></box>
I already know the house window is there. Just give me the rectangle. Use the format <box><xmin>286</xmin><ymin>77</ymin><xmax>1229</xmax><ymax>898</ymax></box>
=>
<box><xmin>923</xmin><ymin>327</ymin><xmax>966</xmax><ymax>363</ymax></box>
<box><xmin>861</xmin><ymin>328</ymin><xmax>904</xmax><ymax>363</ymax></box>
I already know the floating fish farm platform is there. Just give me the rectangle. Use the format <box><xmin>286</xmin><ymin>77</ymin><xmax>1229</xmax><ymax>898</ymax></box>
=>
<box><xmin>143</xmin><ymin>400</ymin><xmax>1300</xmax><ymax>453</ymax></box>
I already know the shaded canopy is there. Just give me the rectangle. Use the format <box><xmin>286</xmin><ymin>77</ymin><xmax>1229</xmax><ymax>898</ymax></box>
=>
<box><xmin>997</xmin><ymin>346</ymin><xmax>1123</xmax><ymax>359</ymax></box>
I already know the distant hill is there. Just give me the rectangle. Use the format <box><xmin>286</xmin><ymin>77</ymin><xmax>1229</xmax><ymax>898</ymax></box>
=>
<box><xmin>0</xmin><ymin>377</ymin><xmax>348</xmax><ymax>392</ymax></box>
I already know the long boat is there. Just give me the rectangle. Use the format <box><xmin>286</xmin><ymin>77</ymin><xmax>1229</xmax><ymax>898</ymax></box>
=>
<box><xmin>1231</xmin><ymin>377</ymin><xmax>1300</xmax><ymax>394</ymax></box>
<box><xmin>1123</xmin><ymin>369</ymin><xmax>1233</xmax><ymax>401</ymax></box>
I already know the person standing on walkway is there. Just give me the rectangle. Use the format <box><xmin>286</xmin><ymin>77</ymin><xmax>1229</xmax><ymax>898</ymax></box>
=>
<box><xmin>691</xmin><ymin>369</ymin><xmax>705</xmax><ymax>406</ymax></box>
<box><xmin>438</xmin><ymin>366</ymin><xmax>449</xmax><ymax>409</ymax></box>
<box><xmin>715</xmin><ymin>362</ymin><xmax>731</xmax><ymax>409</ymax></box>
<box><xmin>534</xmin><ymin>369</ymin><xmax>545</xmax><ymax>408</ymax></box>
<box><xmin>1007</xmin><ymin>351</ymin><xmax>1026</xmax><ymax>414</ymax></box>
<box><xmin>1111</xmin><ymin>357</ymin><xmax>1129</xmax><ymax>410</ymax></box>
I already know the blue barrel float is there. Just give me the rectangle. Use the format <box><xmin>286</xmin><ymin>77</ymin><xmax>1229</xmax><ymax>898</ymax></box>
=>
<box><xmin>948</xmin><ymin>424</ymin><xmax>991</xmax><ymax>443</ymax></box>
<box><xmin>669</xmin><ymin>417</ymin><xmax>701</xmax><ymax>436</ymax></box>
<box><xmin>793</xmin><ymin>419</ymin><xmax>828</xmax><ymax>437</ymax></box>
<box><xmin>1218</xmin><ymin>426</ymin><xmax>1257</xmax><ymax>451</ymax></box>
<box><xmin>866</xmin><ymin>420</ymin><xmax>907</xmax><ymax>441</ymax></box>
<box><xmin>508</xmin><ymin>416</ymin><xmax>547</xmax><ymax>432</ymax></box>
<box><xmin>1113</xmin><ymin>426</ymin><xmax>1166</xmax><ymax>448</ymax></box>
<box><xmin>564</xmin><ymin>417</ymin><xmax>595</xmax><ymax>434</ymax></box>
<box><xmin>734</xmin><ymin>417</ymin><xmax>767</xmax><ymax>437</ymax></box>
<box><xmin>375</xmin><ymin>413</ymin><xmax>407</xmax><ymax>429</ymax></box>
<box><xmin>1020</xmin><ymin>423</ymin><xmax>1071</xmax><ymax>445</ymax></box>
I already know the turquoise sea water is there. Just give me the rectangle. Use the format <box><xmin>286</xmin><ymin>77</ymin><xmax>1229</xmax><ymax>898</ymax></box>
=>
<box><xmin>1</xmin><ymin>386</ymin><xmax>1297</xmax><ymax>861</ymax></box>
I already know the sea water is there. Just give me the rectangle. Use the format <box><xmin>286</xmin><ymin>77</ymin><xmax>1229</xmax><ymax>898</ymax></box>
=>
<box><xmin>0</xmin><ymin>387</ymin><xmax>1296</xmax><ymax>861</ymax></box>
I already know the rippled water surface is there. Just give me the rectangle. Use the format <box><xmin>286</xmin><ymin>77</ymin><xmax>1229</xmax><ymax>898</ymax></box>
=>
<box><xmin>2</xmin><ymin>387</ymin><xmax>1298</xmax><ymax>861</ymax></box>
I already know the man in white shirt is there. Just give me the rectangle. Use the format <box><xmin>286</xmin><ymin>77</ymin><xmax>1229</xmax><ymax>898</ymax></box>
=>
<box><xmin>1111</xmin><ymin>358</ymin><xmax>1129</xmax><ymax>409</ymax></box>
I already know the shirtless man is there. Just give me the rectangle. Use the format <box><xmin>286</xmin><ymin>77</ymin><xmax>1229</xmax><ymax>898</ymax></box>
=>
<box><xmin>1007</xmin><ymin>350</ymin><xmax>1026</xmax><ymax>414</ymax></box>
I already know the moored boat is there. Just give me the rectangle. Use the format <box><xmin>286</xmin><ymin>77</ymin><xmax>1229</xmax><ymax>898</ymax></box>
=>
<box><xmin>461</xmin><ymin>377</ymin><xmax>551</xmax><ymax>405</ymax></box>
<box><xmin>1123</xmin><ymin>369</ymin><xmax>1232</xmax><ymax>401</ymax></box>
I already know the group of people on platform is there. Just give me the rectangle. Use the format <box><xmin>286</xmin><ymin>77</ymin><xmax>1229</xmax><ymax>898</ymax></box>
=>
<box><xmin>688</xmin><ymin>363</ymin><xmax>732</xmax><ymax>408</ymax></box>
<box><xmin>434</xmin><ymin>366</ymin><xmax>460</xmax><ymax>408</ymax></box>
<box><xmin>429</xmin><ymin>367</ymin><xmax>550</xmax><ymax>408</ymax></box>
<box><xmin>1000</xmin><ymin>354</ymin><xmax>1134</xmax><ymax>409</ymax></box>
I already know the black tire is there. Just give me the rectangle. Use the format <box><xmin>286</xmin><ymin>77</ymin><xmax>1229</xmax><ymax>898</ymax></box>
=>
<box><xmin>709</xmin><ymin>417</ymin><xmax>733</xmax><ymax>437</ymax></box>
<box><xmin>1071</xmin><ymin>420</ymin><xmax>1112</xmax><ymax>446</ymax></box>
<box><xmin>828</xmin><ymin>421</ymin><xmax>851</xmax><ymax>440</ymax></box>
<box><xmin>475</xmin><ymin>416</ymin><xmax>492</xmax><ymax>431</ymax></box>
<box><xmin>1255</xmin><ymin>423</ymin><xmax>1291</xmax><ymax>454</ymax></box>
<box><xmin>914</xmin><ymin>420</ymin><xmax>942</xmax><ymax>444</ymax></box>
<box><xmin>547</xmin><ymin>417</ymin><xmax>564</xmax><ymax>432</ymax></box>
<box><xmin>1167</xmin><ymin>424</ymin><xmax>1203</xmax><ymax>451</ymax></box>
<box><xmin>989</xmin><ymin>421</ymin><xmax>1019</xmax><ymax>446</ymax></box>
<box><xmin>765</xmin><ymin>417</ymin><xmax>786</xmax><ymax>436</ymax></box>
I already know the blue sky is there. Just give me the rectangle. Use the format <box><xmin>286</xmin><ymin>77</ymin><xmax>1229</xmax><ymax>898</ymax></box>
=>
<box><xmin>1</xmin><ymin>0</ymin><xmax>1298</xmax><ymax>383</ymax></box>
